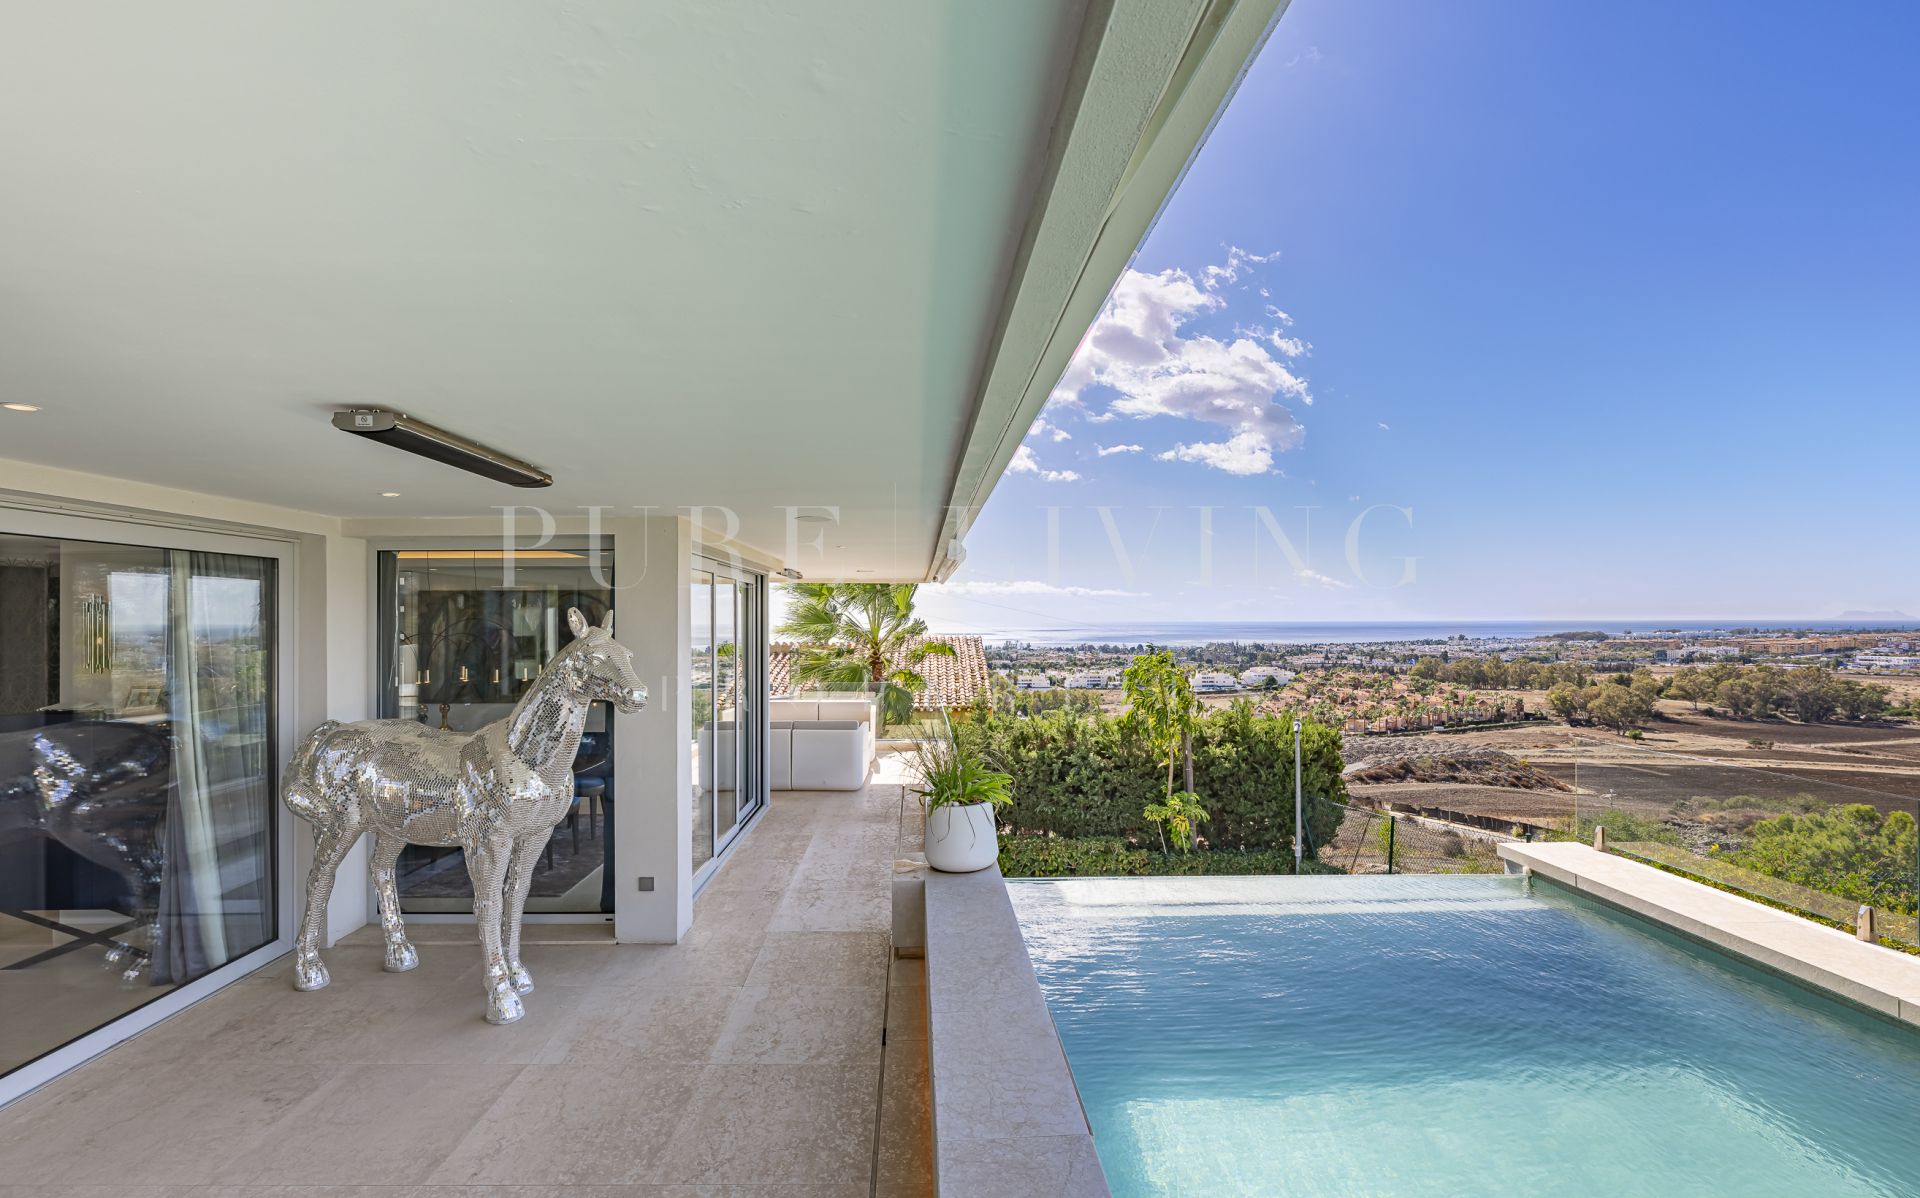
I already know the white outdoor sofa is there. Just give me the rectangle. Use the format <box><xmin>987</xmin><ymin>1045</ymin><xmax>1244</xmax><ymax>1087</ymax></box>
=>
<box><xmin>768</xmin><ymin>697</ymin><xmax>875</xmax><ymax>790</ymax></box>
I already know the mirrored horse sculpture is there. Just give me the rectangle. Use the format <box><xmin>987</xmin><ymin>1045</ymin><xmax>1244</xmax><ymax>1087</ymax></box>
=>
<box><xmin>281</xmin><ymin>608</ymin><xmax>645</xmax><ymax>1024</ymax></box>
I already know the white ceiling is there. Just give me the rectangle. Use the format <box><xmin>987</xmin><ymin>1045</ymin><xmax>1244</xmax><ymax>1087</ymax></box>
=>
<box><xmin>0</xmin><ymin>1</ymin><xmax>1282</xmax><ymax>578</ymax></box>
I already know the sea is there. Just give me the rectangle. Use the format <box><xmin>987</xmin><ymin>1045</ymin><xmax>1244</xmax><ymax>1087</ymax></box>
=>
<box><xmin>976</xmin><ymin>619</ymin><xmax>1920</xmax><ymax>647</ymax></box>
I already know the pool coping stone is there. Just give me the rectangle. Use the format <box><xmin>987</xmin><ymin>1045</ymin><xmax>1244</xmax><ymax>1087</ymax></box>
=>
<box><xmin>923</xmin><ymin>864</ymin><xmax>1112</xmax><ymax>1197</ymax></box>
<box><xmin>1500</xmin><ymin>841</ymin><xmax>1920</xmax><ymax>1028</ymax></box>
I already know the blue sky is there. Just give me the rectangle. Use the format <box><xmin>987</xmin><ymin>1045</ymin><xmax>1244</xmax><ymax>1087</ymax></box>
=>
<box><xmin>920</xmin><ymin>0</ymin><xmax>1920</xmax><ymax>633</ymax></box>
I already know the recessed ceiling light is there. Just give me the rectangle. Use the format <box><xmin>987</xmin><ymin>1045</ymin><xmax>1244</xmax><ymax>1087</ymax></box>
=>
<box><xmin>380</xmin><ymin>491</ymin><xmax>401</xmax><ymax>497</ymax></box>
<box><xmin>2</xmin><ymin>403</ymin><xmax>41</xmax><ymax>412</ymax></box>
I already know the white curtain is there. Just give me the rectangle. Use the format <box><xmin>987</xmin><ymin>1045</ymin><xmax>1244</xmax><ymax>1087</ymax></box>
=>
<box><xmin>154</xmin><ymin>551</ymin><xmax>273</xmax><ymax>983</ymax></box>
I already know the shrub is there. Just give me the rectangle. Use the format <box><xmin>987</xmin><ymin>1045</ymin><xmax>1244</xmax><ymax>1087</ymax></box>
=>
<box><xmin>997</xmin><ymin>835</ymin><xmax>1146</xmax><ymax>877</ymax></box>
<box><xmin>1726</xmin><ymin>805</ymin><xmax>1917</xmax><ymax>915</ymax></box>
<box><xmin>963</xmin><ymin>699</ymin><xmax>1346</xmax><ymax>858</ymax></box>
<box><xmin>998</xmin><ymin>833</ymin><xmax>1342</xmax><ymax>878</ymax></box>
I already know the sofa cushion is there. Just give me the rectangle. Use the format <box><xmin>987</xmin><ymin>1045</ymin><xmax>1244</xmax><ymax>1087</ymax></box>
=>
<box><xmin>769</xmin><ymin>699</ymin><xmax>818</xmax><ymax>722</ymax></box>
<box><xmin>788</xmin><ymin>725</ymin><xmax>870</xmax><ymax>790</ymax></box>
<box><xmin>768</xmin><ymin>726</ymin><xmax>792</xmax><ymax>790</ymax></box>
<box><xmin>813</xmin><ymin>699</ymin><xmax>872</xmax><ymax>724</ymax></box>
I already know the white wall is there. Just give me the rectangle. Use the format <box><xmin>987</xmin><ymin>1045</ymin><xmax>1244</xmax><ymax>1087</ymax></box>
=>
<box><xmin>323</xmin><ymin>537</ymin><xmax>370</xmax><ymax>939</ymax></box>
<box><xmin>609</xmin><ymin>514</ymin><xmax>694</xmax><ymax>943</ymax></box>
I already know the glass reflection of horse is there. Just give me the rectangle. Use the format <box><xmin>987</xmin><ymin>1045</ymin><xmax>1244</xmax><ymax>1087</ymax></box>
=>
<box><xmin>0</xmin><ymin>719</ymin><xmax>171</xmax><ymax>981</ymax></box>
<box><xmin>281</xmin><ymin>609</ymin><xmax>644</xmax><ymax>1024</ymax></box>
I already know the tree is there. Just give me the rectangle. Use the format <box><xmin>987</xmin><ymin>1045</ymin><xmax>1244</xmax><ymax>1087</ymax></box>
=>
<box><xmin>1143</xmin><ymin>791</ymin><xmax>1209</xmax><ymax>855</ymax></box>
<box><xmin>1546</xmin><ymin>682</ymin><xmax>1582</xmax><ymax>721</ymax></box>
<box><xmin>1667</xmin><ymin>669</ymin><xmax>1709</xmax><ymax>709</ymax></box>
<box><xmin>1121</xmin><ymin>650</ymin><xmax>1197</xmax><ymax>808</ymax></box>
<box><xmin>776</xmin><ymin>583</ymin><xmax>955</xmax><ymax>727</ymax></box>
<box><xmin>1586</xmin><ymin>682</ymin><xmax>1654</xmax><ymax>734</ymax></box>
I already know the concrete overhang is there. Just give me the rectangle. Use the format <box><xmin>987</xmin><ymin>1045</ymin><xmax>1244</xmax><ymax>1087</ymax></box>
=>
<box><xmin>0</xmin><ymin>1</ymin><xmax>1285</xmax><ymax>580</ymax></box>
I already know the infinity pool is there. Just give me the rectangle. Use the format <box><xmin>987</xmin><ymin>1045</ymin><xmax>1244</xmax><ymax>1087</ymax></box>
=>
<box><xmin>1009</xmin><ymin>875</ymin><xmax>1920</xmax><ymax>1198</ymax></box>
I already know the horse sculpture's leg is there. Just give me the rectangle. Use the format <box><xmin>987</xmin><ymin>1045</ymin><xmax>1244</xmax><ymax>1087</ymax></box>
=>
<box><xmin>369</xmin><ymin>832</ymin><xmax>418</xmax><ymax>973</ymax></box>
<box><xmin>464</xmin><ymin>833</ymin><xmax>523</xmax><ymax>1024</ymax></box>
<box><xmin>501</xmin><ymin>834</ymin><xmax>545</xmax><ymax>995</ymax></box>
<box><xmin>293</xmin><ymin>828</ymin><xmax>360</xmax><ymax>991</ymax></box>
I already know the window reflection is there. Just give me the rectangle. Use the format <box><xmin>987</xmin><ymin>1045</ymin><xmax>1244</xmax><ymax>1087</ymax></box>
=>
<box><xmin>376</xmin><ymin>547</ymin><xmax>614</xmax><ymax>913</ymax></box>
<box><xmin>0</xmin><ymin>534</ymin><xmax>276</xmax><ymax>1080</ymax></box>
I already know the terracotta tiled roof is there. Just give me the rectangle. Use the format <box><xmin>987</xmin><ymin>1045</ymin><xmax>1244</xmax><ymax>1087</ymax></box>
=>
<box><xmin>769</xmin><ymin>634</ymin><xmax>988</xmax><ymax>709</ymax></box>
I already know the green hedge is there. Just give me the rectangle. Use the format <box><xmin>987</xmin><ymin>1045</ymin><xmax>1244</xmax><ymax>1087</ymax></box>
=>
<box><xmin>999</xmin><ymin>834</ymin><xmax>1344</xmax><ymax>878</ymax></box>
<box><xmin>958</xmin><ymin>699</ymin><xmax>1346</xmax><ymax>857</ymax></box>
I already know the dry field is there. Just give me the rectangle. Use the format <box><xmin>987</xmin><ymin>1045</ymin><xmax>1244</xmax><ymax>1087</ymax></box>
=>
<box><xmin>1345</xmin><ymin>699</ymin><xmax>1920</xmax><ymax>834</ymax></box>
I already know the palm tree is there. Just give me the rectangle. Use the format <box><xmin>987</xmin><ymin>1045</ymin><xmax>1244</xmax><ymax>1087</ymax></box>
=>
<box><xmin>776</xmin><ymin>583</ymin><xmax>955</xmax><ymax>726</ymax></box>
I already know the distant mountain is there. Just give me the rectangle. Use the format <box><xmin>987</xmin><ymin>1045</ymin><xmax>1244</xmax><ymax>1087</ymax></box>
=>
<box><xmin>1836</xmin><ymin>609</ymin><xmax>1916</xmax><ymax>622</ymax></box>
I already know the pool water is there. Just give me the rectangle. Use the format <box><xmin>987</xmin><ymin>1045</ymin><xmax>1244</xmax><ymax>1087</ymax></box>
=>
<box><xmin>1009</xmin><ymin>875</ymin><xmax>1920</xmax><ymax>1198</ymax></box>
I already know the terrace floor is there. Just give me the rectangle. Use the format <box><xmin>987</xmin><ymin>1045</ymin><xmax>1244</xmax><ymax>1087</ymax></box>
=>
<box><xmin>0</xmin><ymin>759</ymin><xmax>932</xmax><ymax>1197</ymax></box>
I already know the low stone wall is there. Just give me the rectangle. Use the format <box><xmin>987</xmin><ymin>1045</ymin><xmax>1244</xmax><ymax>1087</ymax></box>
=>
<box><xmin>923</xmin><ymin>865</ymin><xmax>1111</xmax><ymax>1196</ymax></box>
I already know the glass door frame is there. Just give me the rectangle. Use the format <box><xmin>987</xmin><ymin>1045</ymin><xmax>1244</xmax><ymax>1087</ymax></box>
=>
<box><xmin>362</xmin><ymin>533</ymin><xmax>616</xmax><ymax>924</ymax></box>
<box><xmin>692</xmin><ymin>552</ymin><xmax>767</xmax><ymax>887</ymax></box>
<box><xmin>0</xmin><ymin>502</ymin><xmax>297</xmax><ymax>1107</ymax></box>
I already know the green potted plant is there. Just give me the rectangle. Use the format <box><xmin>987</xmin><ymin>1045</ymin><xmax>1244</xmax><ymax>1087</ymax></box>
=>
<box><xmin>910</xmin><ymin>732</ymin><xmax>1013</xmax><ymax>872</ymax></box>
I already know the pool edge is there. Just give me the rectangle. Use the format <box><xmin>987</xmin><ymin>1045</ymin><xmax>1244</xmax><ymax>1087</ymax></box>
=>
<box><xmin>1500</xmin><ymin>842</ymin><xmax>1920</xmax><ymax>1030</ymax></box>
<box><xmin>924</xmin><ymin>864</ymin><xmax>1113</xmax><ymax>1197</ymax></box>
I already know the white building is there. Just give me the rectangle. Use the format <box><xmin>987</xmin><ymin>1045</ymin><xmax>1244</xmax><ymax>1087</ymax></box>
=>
<box><xmin>1065</xmin><ymin>671</ymin><xmax>1120</xmax><ymax>689</ymax></box>
<box><xmin>1852</xmin><ymin>654</ymin><xmax>1920</xmax><ymax>672</ymax></box>
<box><xmin>1240</xmin><ymin>666</ymin><xmax>1295</xmax><ymax>688</ymax></box>
<box><xmin>1194</xmin><ymin>671</ymin><xmax>1240</xmax><ymax>692</ymax></box>
<box><xmin>1016</xmin><ymin>674</ymin><xmax>1055</xmax><ymax>691</ymax></box>
<box><xmin>0</xmin><ymin>0</ymin><xmax>1278</xmax><ymax>1119</ymax></box>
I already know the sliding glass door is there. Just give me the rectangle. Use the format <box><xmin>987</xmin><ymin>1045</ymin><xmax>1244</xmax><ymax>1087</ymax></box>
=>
<box><xmin>0</xmin><ymin>532</ymin><xmax>276</xmax><ymax>1081</ymax></box>
<box><xmin>690</xmin><ymin>557</ymin><xmax>765</xmax><ymax>877</ymax></box>
<box><xmin>375</xmin><ymin>544</ymin><xmax>614</xmax><ymax>914</ymax></box>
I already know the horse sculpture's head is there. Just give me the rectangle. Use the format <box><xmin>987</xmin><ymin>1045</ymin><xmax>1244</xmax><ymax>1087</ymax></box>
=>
<box><xmin>563</xmin><ymin>608</ymin><xmax>648</xmax><ymax>714</ymax></box>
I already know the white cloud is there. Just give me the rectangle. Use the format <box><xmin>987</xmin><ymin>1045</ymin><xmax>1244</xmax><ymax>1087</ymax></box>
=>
<box><xmin>1156</xmin><ymin>431</ymin><xmax>1275</xmax><ymax>476</ymax></box>
<box><xmin>1007</xmin><ymin>444</ymin><xmax>1079</xmax><ymax>482</ymax></box>
<box><xmin>1086</xmin><ymin>411</ymin><xmax>1117</xmax><ymax>423</ymax></box>
<box><xmin>941</xmin><ymin>580</ymin><xmax>1143</xmax><ymax>598</ymax></box>
<box><xmin>1287</xmin><ymin>46</ymin><xmax>1323</xmax><ymax>69</ymax></box>
<box><xmin>1295</xmin><ymin>566</ymin><xmax>1352</xmax><ymax>589</ymax></box>
<box><xmin>1378</xmin><ymin>422</ymin><xmax>1391</xmax><ymax>431</ymax></box>
<box><xmin>1202</xmin><ymin>246</ymin><xmax>1279</xmax><ymax>291</ymax></box>
<box><xmin>1028</xmin><ymin>417</ymin><xmax>1072</xmax><ymax>443</ymax></box>
<box><xmin>1050</xmin><ymin>253</ymin><xmax>1311</xmax><ymax>475</ymax></box>
<box><xmin>1269</xmin><ymin>333</ymin><xmax>1311</xmax><ymax>358</ymax></box>
<box><xmin>1097</xmin><ymin>443</ymin><xmax>1144</xmax><ymax>456</ymax></box>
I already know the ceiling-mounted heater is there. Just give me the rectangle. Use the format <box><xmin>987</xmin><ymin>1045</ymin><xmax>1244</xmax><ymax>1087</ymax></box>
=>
<box><xmin>332</xmin><ymin>409</ymin><xmax>552</xmax><ymax>488</ymax></box>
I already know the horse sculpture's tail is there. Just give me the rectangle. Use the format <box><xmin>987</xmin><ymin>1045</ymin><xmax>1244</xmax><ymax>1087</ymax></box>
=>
<box><xmin>282</xmin><ymin>720</ymin><xmax>346</xmax><ymax>837</ymax></box>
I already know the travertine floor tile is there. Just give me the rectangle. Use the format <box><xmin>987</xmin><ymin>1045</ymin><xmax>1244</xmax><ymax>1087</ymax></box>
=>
<box><xmin>712</xmin><ymin>982</ymin><xmax>885</xmax><ymax>1064</ymax></box>
<box><xmin>0</xmin><ymin>770</ymin><xmax>917</xmax><ymax>1197</ymax></box>
<box><xmin>212</xmin><ymin>1063</ymin><xmax>524</xmax><ymax>1186</ymax></box>
<box><xmin>427</xmin><ymin>1059</ymin><xmax>701</xmax><ymax>1185</ymax></box>
<box><xmin>650</xmin><ymin>1062</ymin><xmax>881</xmax><ymax>1186</ymax></box>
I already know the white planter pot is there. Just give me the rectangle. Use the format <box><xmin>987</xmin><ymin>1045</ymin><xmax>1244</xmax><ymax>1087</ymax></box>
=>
<box><xmin>924</xmin><ymin>801</ymin><xmax>1000</xmax><ymax>873</ymax></box>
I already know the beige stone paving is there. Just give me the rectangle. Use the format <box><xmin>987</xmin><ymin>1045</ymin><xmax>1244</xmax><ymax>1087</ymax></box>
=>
<box><xmin>0</xmin><ymin>765</ymin><xmax>931</xmax><ymax>1197</ymax></box>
